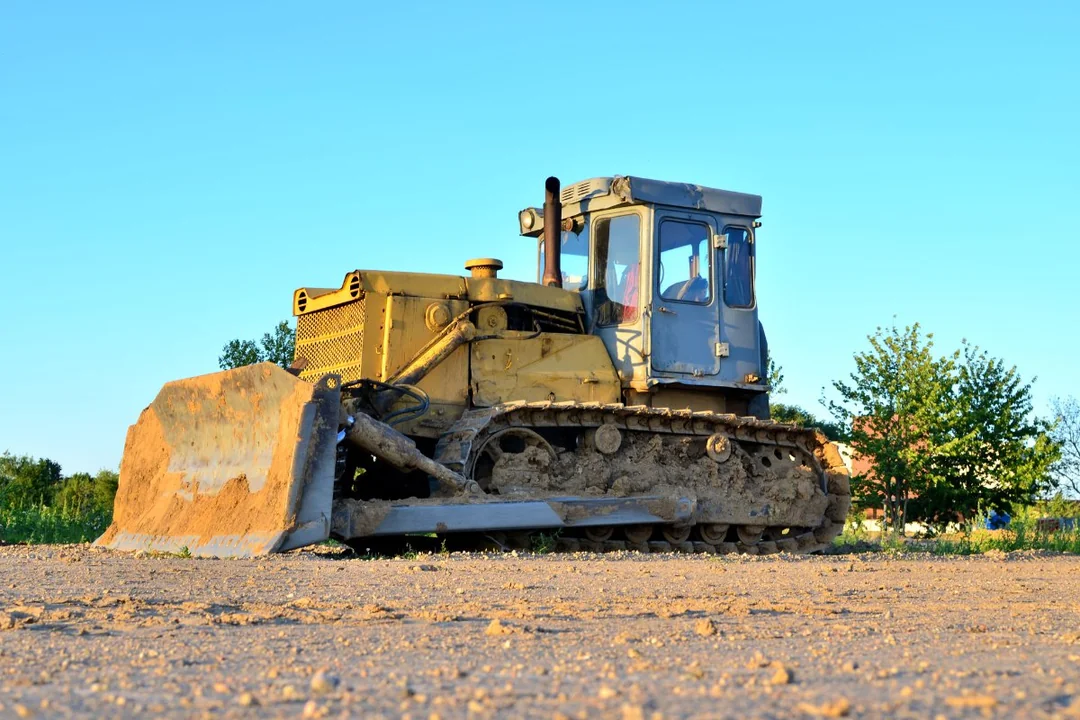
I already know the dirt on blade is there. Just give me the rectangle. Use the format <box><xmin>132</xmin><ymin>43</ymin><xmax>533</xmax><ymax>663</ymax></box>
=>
<box><xmin>97</xmin><ymin>363</ymin><xmax>329</xmax><ymax>555</ymax></box>
<box><xmin>1</xmin><ymin>545</ymin><xmax>1079</xmax><ymax>718</ymax></box>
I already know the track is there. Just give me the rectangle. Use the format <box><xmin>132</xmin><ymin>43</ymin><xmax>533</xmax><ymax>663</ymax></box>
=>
<box><xmin>429</xmin><ymin>400</ymin><xmax>852</xmax><ymax>555</ymax></box>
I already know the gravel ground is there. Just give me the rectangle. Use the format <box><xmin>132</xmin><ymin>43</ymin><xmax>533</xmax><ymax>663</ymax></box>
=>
<box><xmin>1</xmin><ymin>545</ymin><xmax>1079</xmax><ymax>719</ymax></box>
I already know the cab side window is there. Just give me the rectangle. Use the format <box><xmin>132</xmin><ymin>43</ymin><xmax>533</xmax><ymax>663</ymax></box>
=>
<box><xmin>539</xmin><ymin>225</ymin><xmax>589</xmax><ymax>290</ymax></box>
<box><xmin>658</xmin><ymin>220</ymin><xmax>711</xmax><ymax>304</ymax></box>
<box><xmin>594</xmin><ymin>215</ymin><xmax>641</xmax><ymax>325</ymax></box>
<box><xmin>723</xmin><ymin>227</ymin><xmax>754</xmax><ymax>307</ymax></box>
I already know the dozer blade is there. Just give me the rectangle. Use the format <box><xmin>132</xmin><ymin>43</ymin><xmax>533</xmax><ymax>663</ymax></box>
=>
<box><xmin>96</xmin><ymin>363</ymin><xmax>341</xmax><ymax>558</ymax></box>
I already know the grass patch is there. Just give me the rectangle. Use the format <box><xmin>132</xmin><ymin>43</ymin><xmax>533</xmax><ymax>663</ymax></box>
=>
<box><xmin>833</xmin><ymin>511</ymin><xmax>1080</xmax><ymax>555</ymax></box>
<box><xmin>0</xmin><ymin>503</ymin><xmax>111</xmax><ymax>545</ymax></box>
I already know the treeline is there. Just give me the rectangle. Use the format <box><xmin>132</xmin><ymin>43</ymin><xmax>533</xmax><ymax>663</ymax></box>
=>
<box><xmin>0</xmin><ymin>452</ymin><xmax>118</xmax><ymax>543</ymax></box>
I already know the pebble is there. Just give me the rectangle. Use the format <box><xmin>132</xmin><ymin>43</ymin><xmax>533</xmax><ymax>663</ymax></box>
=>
<box><xmin>694</xmin><ymin>618</ymin><xmax>717</xmax><ymax>636</ymax></box>
<box><xmin>944</xmin><ymin>694</ymin><xmax>997</xmax><ymax>709</ymax></box>
<box><xmin>310</xmin><ymin>670</ymin><xmax>340</xmax><ymax>695</ymax></box>
<box><xmin>796</xmin><ymin>697</ymin><xmax>851</xmax><ymax>717</ymax></box>
<box><xmin>768</xmin><ymin>662</ymin><xmax>793</xmax><ymax>685</ymax></box>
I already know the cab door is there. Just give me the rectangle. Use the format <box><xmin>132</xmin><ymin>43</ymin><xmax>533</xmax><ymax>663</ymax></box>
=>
<box><xmin>650</xmin><ymin>211</ymin><xmax>721</xmax><ymax>376</ymax></box>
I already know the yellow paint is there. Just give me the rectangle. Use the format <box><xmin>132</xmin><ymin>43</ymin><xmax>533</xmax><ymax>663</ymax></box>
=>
<box><xmin>471</xmin><ymin>334</ymin><xmax>621</xmax><ymax>407</ymax></box>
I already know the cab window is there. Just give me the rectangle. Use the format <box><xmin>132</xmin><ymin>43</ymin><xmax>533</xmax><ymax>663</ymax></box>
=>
<box><xmin>658</xmin><ymin>220</ymin><xmax>711</xmax><ymax>304</ymax></box>
<box><xmin>537</xmin><ymin>224</ymin><xmax>589</xmax><ymax>290</ymax></box>
<box><xmin>723</xmin><ymin>227</ymin><xmax>754</xmax><ymax>307</ymax></box>
<box><xmin>594</xmin><ymin>214</ymin><xmax>641</xmax><ymax>325</ymax></box>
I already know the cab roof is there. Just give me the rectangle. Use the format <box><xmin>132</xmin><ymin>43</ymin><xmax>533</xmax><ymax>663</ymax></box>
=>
<box><xmin>519</xmin><ymin>175</ymin><xmax>762</xmax><ymax>237</ymax></box>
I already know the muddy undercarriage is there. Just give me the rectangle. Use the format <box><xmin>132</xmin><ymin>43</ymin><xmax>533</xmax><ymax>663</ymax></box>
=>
<box><xmin>331</xmin><ymin>401</ymin><xmax>852</xmax><ymax>555</ymax></box>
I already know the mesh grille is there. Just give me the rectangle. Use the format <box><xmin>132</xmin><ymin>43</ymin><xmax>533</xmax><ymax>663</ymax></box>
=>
<box><xmin>295</xmin><ymin>299</ymin><xmax>366</xmax><ymax>383</ymax></box>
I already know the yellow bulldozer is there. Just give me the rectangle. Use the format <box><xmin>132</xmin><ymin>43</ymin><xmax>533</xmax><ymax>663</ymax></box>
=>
<box><xmin>97</xmin><ymin>175</ymin><xmax>850</xmax><ymax>558</ymax></box>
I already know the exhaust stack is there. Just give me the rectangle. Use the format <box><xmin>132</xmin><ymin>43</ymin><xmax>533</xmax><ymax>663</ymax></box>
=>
<box><xmin>541</xmin><ymin>176</ymin><xmax>562</xmax><ymax>288</ymax></box>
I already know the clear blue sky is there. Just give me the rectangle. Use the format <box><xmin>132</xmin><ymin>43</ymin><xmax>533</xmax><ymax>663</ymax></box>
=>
<box><xmin>2</xmin><ymin>1</ymin><xmax>1078</xmax><ymax>475</ymax></box>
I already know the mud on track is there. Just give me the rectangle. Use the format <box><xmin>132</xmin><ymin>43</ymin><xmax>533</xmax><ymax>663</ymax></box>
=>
<box><xmin>1</xmin><ymin>546</ymin><xmax>1079</xmax><ymax>719</ymax></box>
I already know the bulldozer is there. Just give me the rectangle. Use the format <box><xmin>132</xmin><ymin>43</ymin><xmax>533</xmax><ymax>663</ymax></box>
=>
<box><xmin>97</xmin><ymin>175</ymin><xmax>851</xmax><ymax>558</ymax></box>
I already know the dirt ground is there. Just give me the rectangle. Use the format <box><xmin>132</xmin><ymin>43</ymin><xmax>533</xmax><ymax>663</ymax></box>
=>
<box><xmin>1</xmin><ymin>546</ymin><xmax>1079</xmax><ymax>719</ymax></box>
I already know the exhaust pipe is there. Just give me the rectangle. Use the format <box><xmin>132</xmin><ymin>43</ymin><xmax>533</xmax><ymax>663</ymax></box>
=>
<box><xmin>542</xmin><ymin>176</ymin><xmax>562</xmax><ymax>288</ymax></box>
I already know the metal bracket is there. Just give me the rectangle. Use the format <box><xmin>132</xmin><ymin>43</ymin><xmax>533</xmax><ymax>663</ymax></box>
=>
<box><xmin>713</xmin><ymin>233</ymin><xmax>728</xmax><ymax>249</ymax></box>
<box><xmin>715</xmin><ymin>342</ymin><xmax>730</xmax><ymax>358</ymax></box>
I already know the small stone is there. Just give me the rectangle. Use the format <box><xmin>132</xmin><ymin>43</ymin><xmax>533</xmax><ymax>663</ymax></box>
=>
<box><xmin>310</xmin><ymin>670</ymin><xmax>339</xmax><ymax>695</ymax></box>
<box><xmin>694</xmin><ymin>618</ymin><xmax>717</xmax><ymax>636</ymax></box>
<box><xmin>768</xmin><ymin>662</ymin><xmax>793</xmax><ymax>685</ymax></box>
<box><xmin>0</xmin><ymin>613</ymin><xmax>14</xmax><ymax>630</ymax></box>
<box><xmin>485</xmin><ymin>619</ymin><xmax>512</xmax><ymax>636</ymax></box>
<box><xmin>796</xmin><ymin>698</ymin><xmax>851</xmax><ymax>717</ymax></box>
<box><xmin>301</xmin><ymin>699</ymin><xmax>326</xmax><ymax>718</ymax></box>
<box><xmin>237</xmin><ymin>692</ymin><xmax>258</xmax><ymax>707</ymax></box>
<box><xmin>621</xmin><ymin>704</ymin><xmax>646</xmax><ymax>720</ymax></box>
<box><xmin>745</xmin><ymin>651</ymin><xmax>768</xmax><ymax>669</ymax></box>
<box><xmin>944</xmin><ymin>695</ymin><xmax>997</xmax><ymax>709</ymax></box>
<box><xmin>598</xmin><ymin>686</ymin><xmax>618</xmax><ymax>699</ymax></box>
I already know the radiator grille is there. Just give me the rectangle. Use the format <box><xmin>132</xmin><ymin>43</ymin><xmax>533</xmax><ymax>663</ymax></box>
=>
<box><xmin>295</xmin><ymin>299</ymin><xmax>366</xmax><ymax>383</ymax></box>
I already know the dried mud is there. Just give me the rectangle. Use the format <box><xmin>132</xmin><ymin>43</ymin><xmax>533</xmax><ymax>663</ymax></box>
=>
<box><xmin>491</xmin><ymin>434</ymin><xmax>828</xmax><ymax>527</ymax></box>
<box><xmin>1</xmin><ymin>545</ymin><xmax>1078</xmax><ymax>718</ymax></box>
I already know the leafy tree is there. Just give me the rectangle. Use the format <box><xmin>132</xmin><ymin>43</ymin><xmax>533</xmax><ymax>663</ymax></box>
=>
<box><xmin>259</xmin><ymin>321</ymin><xmax>296</xmax><ymax>368</ymax></box>
<box><xmin>767</xmin><ymin>358</ymin><xmax>786</xmax><ymax>395</ymax></box>
<box><xmin>1049</xmin><ymin>396</ymin><xmax>1080</xmax><ymax>498</ymax></box>
<box><xmin>54</xmin><ymin>472</ymin><xmax>96</xmax><ymax>514</ymax></box>
<box><xmin>907</xmin><ymin>344</ymin><xmax>1057</xmax><ymax>528</ymax></box>
<box><xmin>766</xmin><ymin>358</ymin><xmax>842</xmax><ymax>440</ymax></box>
<box><xmin>218</xmin><ymin>320</ymin><xmax>295</xmax><ymax>370</ymax></box>
<box><xmin>828</xmin><ymin>324</ymin><xmax>1058</xmax><ymax>535</ymax></box>
<box><xmin>826</xmin><ymin>324</ymin><xmax>962</xmax><ymax>535</ymax></box>
<box><xmin>0</xmin><ymin>452</ymin><xmax>63</xmax><ymax>506</ymax></box>
<box><xmin>218</xmin><ymin>339</ymin><xmax>261</xmax><ymax>369</ymax></box>
<box><xmin>92</xmin><ymin>469</ymin><xmax>120</xmax><ymax>512</ymax></box>
<box><xmin>53</xmin><ymin>468</ymin><xmax>119</xmax><ymax>515</ymax></box>
<box><xmin>770</xmin><ymin>403</ymin><xmax>844</xmax><ymax>442</ymax></box>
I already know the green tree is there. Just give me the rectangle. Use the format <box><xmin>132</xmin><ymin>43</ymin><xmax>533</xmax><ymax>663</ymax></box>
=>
<box><xmin>54</xmin><ymin>472</ymin><xmax>96</xmax><ymax>514</ymax></box>
<box><xmin>92</xmin><ymin>469</ymin><xmax>120</xmax><ymax>512</ymax></box>
<box><xmin>54</xmin><ymin>468</ymin><xmax>119</xmax><ymax>515</ymax></box>
<box><xmin>0</xmin><ymin>452</ymin><xmax>63</xmax><ymax>506</ymax></box>
<box><xmin>218</xmin><ymin>339</ymin><xmax>261</xmax><ymax>369</ymax></box>
<box><xmin>259</xmin><ymin>321</ymin><xmax>296</xmax><ymax>368</ymax></box>
<box><xmin>826</xmin><ymin>324</ymin><xmax>961</xmax><ymax>535</ymax></box>
<box><xmin>767</xmin><ymin>358</ymin><xmax>786</xmax><ymax>395</ymax></box>
<box><xmin>828</xmin><ymin>324</ymin><xmax>1059</xmax><ymax>535</ymax></box>
<box><xmin>218</xmin><ymin>320</ymin><xmax>295</xmax><ymax>370</ymax></box>
<box><xmin>908</xmin><ymin>344</ymin><xmax>1057</xmax><ymax>528</ymax></box>
<box><xmin>1049</xmin><ymin>396</ymin><xmax>1080</xmax><ymax>498</ymax></box>
<box><xmin>767</xmin><ymin>357</ymin><xmax>842</xmax><ymax>440</ymax></box>
<box><xmin>770</xmin><ymin>403</ymin><xmax>844</xmax><ymax>442</ymax></box>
